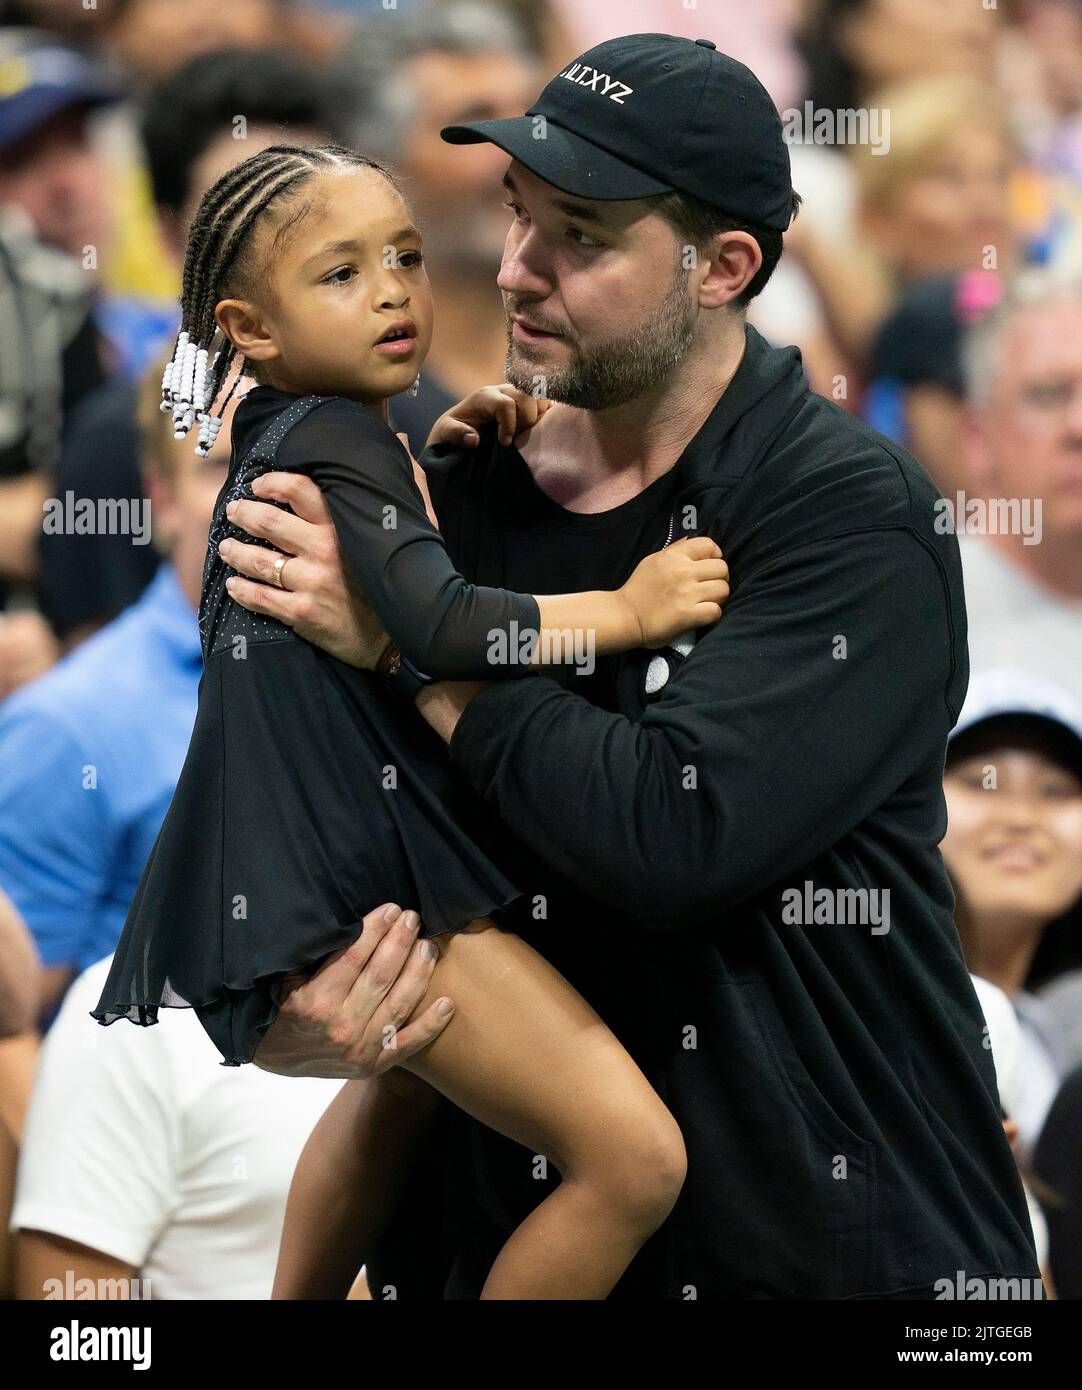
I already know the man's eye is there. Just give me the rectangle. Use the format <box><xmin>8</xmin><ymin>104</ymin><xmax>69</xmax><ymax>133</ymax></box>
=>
<box><xmin>502</xmin><ymin>199</ymin><xmax>526</xmax><ymax>219</ymax></box>
<box><xmin>1023</xmin><ymin>380</ymin><xmax>1074</xmax><ymax>408</ymax></box>
<box><xmin>567</xmin><ymin>226</ymin><xmax>604</xmax><ymax>248</ymax></box>
<box><xmin>324</xmin><ymin>266</ymin><xmax>356</xmax><ymax>285</ymax></box>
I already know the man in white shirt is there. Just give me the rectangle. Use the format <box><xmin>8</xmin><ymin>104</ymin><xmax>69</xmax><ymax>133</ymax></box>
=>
<box><xmin>969</xmin><ymin>974</ymin><xmax>1050</xmax><ymax>1275</ymax></box>
<box><xmin>958</xmin><ymin>273</ymin><xmax>1082</xmax><ymax>703</ymax></box>
<box><xmin>11</xmin><ymin>955</ymin><xmax>343</xmax><ymax>1300</ymax></box>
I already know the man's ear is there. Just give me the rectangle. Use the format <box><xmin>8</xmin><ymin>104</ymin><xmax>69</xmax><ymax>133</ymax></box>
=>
<box><xmin>696</xmin><ymin>231</ymin><xmax>762</xmax><ymax>310</ymax></box>
<box><xmin>214</xmin><ymin>299</ymin><xmax>280</xmax><ymax>365</ymax></box>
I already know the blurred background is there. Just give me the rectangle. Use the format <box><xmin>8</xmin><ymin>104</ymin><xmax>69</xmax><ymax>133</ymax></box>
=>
<box><xmin>1</xmin><ymin>0</ymin><xmax>1082</xmax><ymax>1302</ymax></box>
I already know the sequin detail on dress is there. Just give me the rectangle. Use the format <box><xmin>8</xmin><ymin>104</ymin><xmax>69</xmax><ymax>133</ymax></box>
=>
<box><xmin>200</xmin><ymin>395</ymin><xmax>332</xmax><ymax>661</ymax></box>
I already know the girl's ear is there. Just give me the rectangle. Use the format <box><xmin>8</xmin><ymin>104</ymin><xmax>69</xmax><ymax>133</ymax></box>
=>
<box><xmin>214</xmin><ymin>300</ymin><xmax>280</xmax><ymax>364</ymax></box>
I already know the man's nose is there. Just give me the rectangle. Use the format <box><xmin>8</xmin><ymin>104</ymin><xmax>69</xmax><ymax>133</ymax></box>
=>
<box><xmin>1063</xmin><ymin>382</ymin><xmax>1082</xmax><ymax>441</ymax></box>
<box><xmin>497</xmin><ymin>228</ymin><xmax>552</xmax><ymax>299</ymax></box>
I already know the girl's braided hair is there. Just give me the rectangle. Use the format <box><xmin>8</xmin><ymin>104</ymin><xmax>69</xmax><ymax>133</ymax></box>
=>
<box><xmin>161</xmin><ymin>143</ymin><xmax>400</xmax><ymax>454</ymax></box>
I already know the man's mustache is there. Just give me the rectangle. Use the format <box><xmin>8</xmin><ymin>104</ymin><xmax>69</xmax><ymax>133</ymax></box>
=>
<box><xmin>503</xmin><ymin>302</ymin><xmax>572</xmax><ymax>339</ymax></box>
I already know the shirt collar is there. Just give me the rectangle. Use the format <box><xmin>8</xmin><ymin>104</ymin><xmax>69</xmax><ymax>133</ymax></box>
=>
<box><xmin>674</xmin><ymin>323</ymin><xmax>807</xmax><ymax>503</ymax></box>
<box><xmin>140</xmin><ymin>564</ymin><xmax>203</xmax><ymax>671</ymax></box>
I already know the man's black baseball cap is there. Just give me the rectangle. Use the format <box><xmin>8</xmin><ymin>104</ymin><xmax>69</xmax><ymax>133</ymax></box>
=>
<box><xmin>440</xmin><ymin>32</ymin><xmax>794</xmax><ymax>230</ymax></box>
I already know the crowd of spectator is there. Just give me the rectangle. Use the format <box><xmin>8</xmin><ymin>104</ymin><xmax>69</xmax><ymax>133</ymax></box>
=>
<box><xmin>1</xmin><ymin>0</ymin><xmax>1081</xmax><ymax>1301</ymax></box>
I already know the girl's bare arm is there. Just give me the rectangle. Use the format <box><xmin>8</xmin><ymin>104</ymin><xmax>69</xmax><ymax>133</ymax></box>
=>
<box><xmin>529</xmin><ymin>537</ymin><xmax>729</xmax><ymax>666</ymax></box>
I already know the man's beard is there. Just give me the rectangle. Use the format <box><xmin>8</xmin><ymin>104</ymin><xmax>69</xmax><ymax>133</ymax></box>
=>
<box><xmin>504</xmin><ymin>262</ymin><xmax>697</xmax><ymax>410</ymax></box>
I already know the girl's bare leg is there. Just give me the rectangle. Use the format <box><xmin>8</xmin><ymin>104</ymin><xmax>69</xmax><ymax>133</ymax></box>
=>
<box><xmin>273</xmin><ymin>1071</ymin><xmax>441</xmax><ymax>1299</ymax></box>
<box><xmin>397</xmin><ymin>918</ymin><xmax>686</xmax><ymax>1300</ymax></box>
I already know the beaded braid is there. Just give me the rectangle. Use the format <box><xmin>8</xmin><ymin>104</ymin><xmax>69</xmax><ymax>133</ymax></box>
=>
<box><xmin>161</xmin><ymin>143</ymin><xmax>399</xmax><ymax>455</ymax></box>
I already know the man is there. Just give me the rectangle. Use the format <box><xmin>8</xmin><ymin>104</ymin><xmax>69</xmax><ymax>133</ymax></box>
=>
<box><xmin>11</xmin><ymin>950</ymin><xmax>344</xmax><ymax>1301</ymax></box>
<box><xmin>865</xmin><ymin>270</ymin><xmax>1003</xmax><ymax>500</ymax></box>
<box><xmin>0</xmin><ymin>363</ymin><xmax>234</xmax><ymax>1017</ymax></box>
<box><xmin>0</xmin><ymin>28</ymin><xmax>119</xmax><ymax>680</ymax></box>
<box><xmin>219</xmin><ymin>36</ymin><xmax>1039</xmax><ymax>1298</ymax></box>
<box><xmin>959</xmin><ymin>273</ymin><xmax>1082</xmax><ymax>705</ymax></box>
<box><xmin>332</xmin><ymin>1</ymin><xmax>541</xmax><ymax>449</ymax></box>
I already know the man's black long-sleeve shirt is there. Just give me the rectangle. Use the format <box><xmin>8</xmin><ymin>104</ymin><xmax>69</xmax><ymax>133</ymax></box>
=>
<box><xmin>367</xmin><ymin>325</ymin><xmax>1040</xmax><ymax>1299</ymax></box>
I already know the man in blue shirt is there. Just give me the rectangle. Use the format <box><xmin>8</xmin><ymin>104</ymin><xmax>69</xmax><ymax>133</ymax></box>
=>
<box><xmin>0</xmin><ymin>364</ymin><xmax>236</xmax><ymax>1018</ymax></box>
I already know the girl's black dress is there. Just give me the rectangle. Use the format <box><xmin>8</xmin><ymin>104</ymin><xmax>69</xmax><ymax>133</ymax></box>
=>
<box><xmin>92</xmin><ymin>387</ymin><xmax>541</xmax><ymax>1065</ymax></box>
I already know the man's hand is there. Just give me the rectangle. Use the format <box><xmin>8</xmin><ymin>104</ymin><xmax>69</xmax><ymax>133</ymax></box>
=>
<box><xmin>252</xmin><ymin>902</ymin><xmax>455</xmax><ymax>1080</ymax></box>
<box><xmin>427</xmin><ymin>383</ymin><xmax>552</xmax><ymax>450</ymax></box>
<box><xmin>219</xmin><ymin>472</ymin><xmax>389</xmax><ymax>669</ymax></box>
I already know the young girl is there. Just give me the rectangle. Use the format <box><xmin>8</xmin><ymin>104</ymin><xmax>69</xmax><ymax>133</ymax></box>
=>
<box><xmin>92</xmin><ymin>143</ymin><xmax>729</xmax><ymax>1299</ymax></box>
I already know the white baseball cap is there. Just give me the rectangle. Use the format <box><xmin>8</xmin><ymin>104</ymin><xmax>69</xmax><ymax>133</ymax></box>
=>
<box><xmin>949</xmin><ymin>669</ymin><xmax>1082</xmax><ymax>775</ymax></box>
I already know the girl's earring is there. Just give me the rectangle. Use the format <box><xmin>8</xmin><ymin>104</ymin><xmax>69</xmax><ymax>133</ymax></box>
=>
<box><xmin>408</xmin><ymin>375</ymin><xmax>420</xmax><ymax>398</ymax></box>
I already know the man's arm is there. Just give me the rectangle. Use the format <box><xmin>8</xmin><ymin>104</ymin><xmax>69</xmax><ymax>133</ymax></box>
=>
<box><xmin>0</xmin><ymin>707</ymin><xmax>113</xmax><ymax>1012</ymax></box>
<box><xmin>414</xmin><ymin>681</ymin><xmax>490</xmax><ymax>742</ymax></box>
<box><xmin>426</xmin><ymin>527</ymin><xmax>959</xmax><ymax>929</ymax></box>
<box><xmin>0</xmin><ymin>889</ymin><xmax>40</xmax><ymax>1143</ymax></box>
<box><xmin>219</xmin><ymin>477</ymin><xmax>959</xmax><ymax>934</ymax></box>
<box><xmin>16</xmin><ymin>1232</ymin><xmax>136</xmax><ymax>1301</ymax></box>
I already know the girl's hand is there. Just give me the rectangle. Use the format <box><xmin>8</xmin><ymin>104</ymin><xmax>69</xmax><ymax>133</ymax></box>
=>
<box><xmin>427</xmin><ymin>384</ymin><xmax>553</xmax><ymax>450</ymax></box>
<box><xmin>617</xmin><ymin>537</ymin><xmax>729</xmax><ymax>649</ymax></box>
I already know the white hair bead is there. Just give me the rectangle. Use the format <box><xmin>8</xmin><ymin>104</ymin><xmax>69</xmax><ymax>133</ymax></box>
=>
<box><xmin>178</xmin><ymin>340</ymin><xmax>198</xmax><ymax>407</ymax></box>
<box><xmin>194</xmin><ymin>411</ymin><xmax>223</xmax><ymax>457</ymax></box>
<box><xmin>168</xmin><ymin>330</ymin><xmax>189</xmax><ymax>402</ymax></box>
<box><xmin>193</xmin><ymin>347</ymin><xmax>209</xmax><ymax>410</ymax></box>
<box><xmin>159</xmin><ymin>349</ymin><xmax>176</xmax><ymax>408</ymax></box>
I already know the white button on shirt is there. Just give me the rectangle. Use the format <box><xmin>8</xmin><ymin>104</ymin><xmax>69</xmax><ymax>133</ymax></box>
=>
<box><xmin>11</xmin><ymin>956</ymin><xmax>344</xmax><ymax>1300</ymax></box>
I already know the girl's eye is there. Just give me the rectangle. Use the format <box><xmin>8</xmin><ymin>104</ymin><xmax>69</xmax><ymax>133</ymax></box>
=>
<box><xmin>324</xmin><ymin>266</ymin><xmax>355</xmax><ymax>285</ymax></box>
<box><xmin>397</xmin><ymin>250</ymin><xmax>424</xmax><ymax>268</ymax></box>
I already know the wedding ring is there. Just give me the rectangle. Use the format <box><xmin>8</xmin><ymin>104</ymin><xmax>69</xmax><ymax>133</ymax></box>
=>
<box><xmin>272</xmin><ymin>555</ymin><xmax>289</xmax><ymax>590</ymax></box>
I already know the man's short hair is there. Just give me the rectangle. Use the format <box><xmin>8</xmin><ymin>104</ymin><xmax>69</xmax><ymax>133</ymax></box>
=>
<box><xmin>141</xmin><ymin>48</ymin><xmax>339</xmax><ymax>216</ymax></box>
<box><xmin>646</xmin><ymin>190</ymin><xmax>802</xmax><ymax>307</ymax></box>
<box><xmin>962</xmin><ymin>271</ymin><xmax>1082</xmax><ymax>408</ymax></box>
<box><xmin>333</xmin><ymin>1</ymin><xmax>538</xmax><ymax>164</ymax></box>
